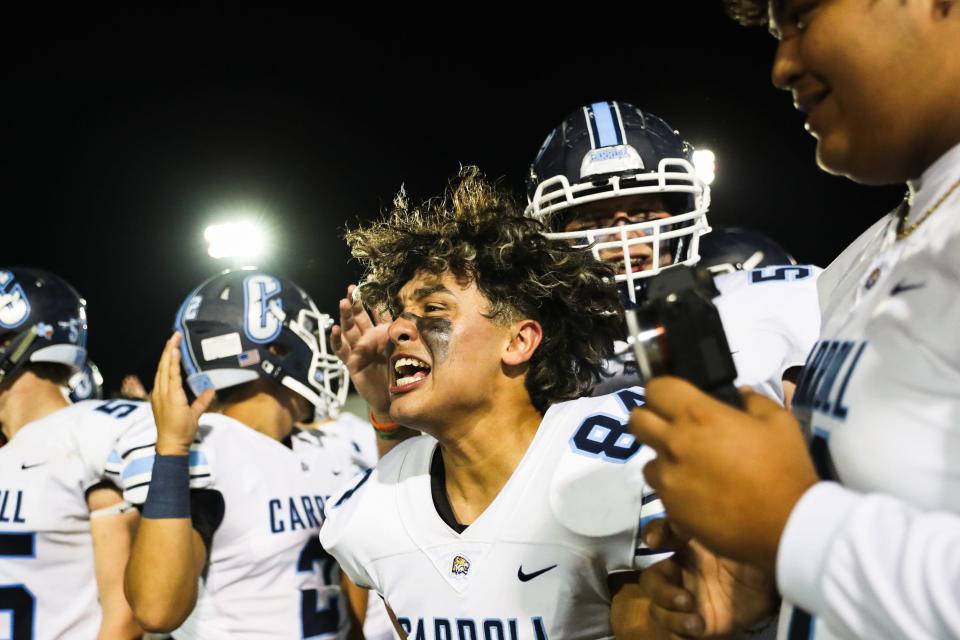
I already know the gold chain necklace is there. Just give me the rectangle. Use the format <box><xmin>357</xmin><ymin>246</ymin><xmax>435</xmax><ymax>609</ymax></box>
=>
<box><xmin>897</xmin><ymin>175</ymin><xmax>960</xmax><ymax>239</ymax></box>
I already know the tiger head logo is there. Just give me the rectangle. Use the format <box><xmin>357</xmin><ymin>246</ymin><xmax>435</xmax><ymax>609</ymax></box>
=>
<box><xmin>451</xmin><ymin>555</ymin><xmax>471</xmax><ymax>576</ymax></box>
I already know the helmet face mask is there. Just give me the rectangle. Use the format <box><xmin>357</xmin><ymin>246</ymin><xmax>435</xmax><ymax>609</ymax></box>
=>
<box><xmin>526</xmin><ymin>101</ymin><xmax>712</xmax><ymax>304</ymax></box>
<box><xmin>176</xmin><ymin>269</ymin><xmax>348</xmax><ymax>419</ymax></box>
<box><xmin>547</xmin><ymin>208</ymin><xmax>708</xmax><ymax>302</ymax></box>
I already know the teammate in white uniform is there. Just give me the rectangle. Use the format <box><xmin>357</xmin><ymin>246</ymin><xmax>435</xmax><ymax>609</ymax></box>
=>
<box><xmin>324</xmin><ymin>386</ymin><xmax>659</xmax><ymax>640</ymax></box>
<box><xmin>630</xmin><ymin>1</ymin><xmax>960</xmax><ymax>638</ymax></box>
<box><xmin>311</xmin><ymin>410</ymin><xmax>400</xmax><ymax>640</ymax></box>
<box><xmin>324</xmin><ymin>169</ymin><xmax>667</xmax><ymax>638</ymax></box>
<box><xmin>596</xmin><ymin>266</ymin><xmax>820</xmax><ymax>404</ymax></box>
<box><xmin>122</xmin><ymin>268</ymin><xmax>364</xmax><ymax>639</ymax></box>
<box><xmin>0</xmin><ymin>268</ymin><xmax>142</xmax><ymax>640</ymax></box>
<box><xmin>525</xmin><ymin>100</ymin><xmax>821</xmax><ymax>407</ymax></box>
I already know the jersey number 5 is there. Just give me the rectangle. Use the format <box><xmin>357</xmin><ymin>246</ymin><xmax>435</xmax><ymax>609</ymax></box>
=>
<box><xmin>1</xmin><ymin>532</ymin><xmax>36</xmax><ymax>640</ymax></box>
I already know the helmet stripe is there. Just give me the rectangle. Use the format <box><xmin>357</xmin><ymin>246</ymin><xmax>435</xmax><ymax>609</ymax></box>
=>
<box><xmin>582</xmin><ymin>105</ymin><xmax>598</xmax><ymax>149</ymax></box>
<box><xmin>591</xmin><ymin>101</ymin><xmax>623</xmax><ymax>147</ymax></box>
<box><xmin>173</xmin><ymin>287</ymin><xmax>201</xmax><ymax>377</ymax></box>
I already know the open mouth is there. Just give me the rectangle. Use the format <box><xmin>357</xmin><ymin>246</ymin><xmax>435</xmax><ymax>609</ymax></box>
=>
<box><xmin>391</xmin><ymin>355</ymin><xmax>432</xmax><ymax>393</ymax></box>
<box><xmin>613</xmin><ymin>254</ymin><xmax>651</xmax><ymax>276</ymax></box>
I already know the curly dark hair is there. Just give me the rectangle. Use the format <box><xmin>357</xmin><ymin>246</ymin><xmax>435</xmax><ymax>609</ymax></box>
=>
<box><xmin>346</xmin><ymin>167</ymin><xmax>624</xmax><ymax>414</ymax></box>
<box><xmin>723</xmin><ymin>0</ymin><xmax>769</xmax><ymax>26</ymax></box>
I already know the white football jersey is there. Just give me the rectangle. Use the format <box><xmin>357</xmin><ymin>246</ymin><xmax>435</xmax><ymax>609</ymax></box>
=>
<box><xmin>112</xmin><ymin>412</ymin><xmax>364</xmax><ymax>640</ymax></box>
<box><xmin>313</xmin><ymin>412</ymin><xmax>400</xmax><ymax>640</ymax></box>
<box><xmin>596</xmin><ymin>266</ymin><xmax>821</xmax><ymax>404</ymax></box>
<box><xmin>0</xmin><ymin>398</ymin><xmax>153</xmax><ymax>640</ymax></box>
<box><xmin>776</xmin><ymin>143</ymin><xmax>960</xmax><ymax>639</ymax></box>
<box><xmin>321</xmin><ymin>387</ymin><xmax>665</xmax><ymax>640</ymax></box>
<box><xmin>315</xmin><ymin>411</ymin><xmax>379</xmax><ymax>471</ymax></box>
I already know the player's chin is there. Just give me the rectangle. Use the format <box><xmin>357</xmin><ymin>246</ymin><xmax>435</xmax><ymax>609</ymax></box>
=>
<box><xmin>388</xmin><ymin>406</ymin><xmax>426</xmax><ymax>432</ymax></box>
<box><xmin>821</xmin><ymin>134</ymin><xmax>909</xmax><ymax>185</ymax></box>
<box><xmin>814</xmin><ymin>130</ymin><xmax>851</xmax><ymax>175</ymax></box>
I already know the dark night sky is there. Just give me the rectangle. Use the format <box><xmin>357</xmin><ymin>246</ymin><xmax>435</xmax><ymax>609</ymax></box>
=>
<box><xmin>3</xmin><ymin>11</ymin><xmax>904</xmax><ymax>391</ymax></box>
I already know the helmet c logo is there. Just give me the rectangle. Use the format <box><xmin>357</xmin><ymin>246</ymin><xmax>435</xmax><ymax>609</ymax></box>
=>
<box><xmin>244</xmin><ymin>275</ymin><xmax>283</xmax><ymax>343</ymax></box>
<box><xmin>0</xmin><ymin>272</ymin><xmax>30</xmax><ymax>329</ymax></box>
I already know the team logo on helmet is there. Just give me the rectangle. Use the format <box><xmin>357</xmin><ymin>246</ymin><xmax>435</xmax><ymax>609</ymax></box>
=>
<box><xmin>451</xmin><ymin>555</ymin><xmax>471</xmax><ymax>576</ymax></box>
<box><xmin>580</xmin><ymin>144</ymin><xmax>645</xmax><ymax>179</ymax></box>
<box><xmin>0</xmin><ymin>271</ymin><xmax>31</xmax><ymax>330</ymax></box>
<box><xmin>243</xmin><ymin>274</ymin><xmax>284</xmax><ymax>344</ymax></box>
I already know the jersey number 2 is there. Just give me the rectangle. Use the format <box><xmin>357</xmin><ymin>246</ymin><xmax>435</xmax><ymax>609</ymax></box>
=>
<box><xmin>298</xmin><ymin>538</ymin><xmax>340</xmax><ymax>639</ymax></box>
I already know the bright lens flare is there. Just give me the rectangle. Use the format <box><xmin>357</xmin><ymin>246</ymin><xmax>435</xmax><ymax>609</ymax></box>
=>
<box><xmin>692</xmin><ymin>149</ymin><xmax>716</xmax><ymax>186</ymax></box>
<box><xmin>204</xmin><ymin>221</ymin><xmax>268</xmax><ymax>259</ymax></box>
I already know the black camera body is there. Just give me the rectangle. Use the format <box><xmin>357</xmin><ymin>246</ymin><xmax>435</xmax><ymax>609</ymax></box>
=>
<box><xmin>625</xmin><ymin>265</ymin><xmax>743</xmax><ymax>407</ymax></box>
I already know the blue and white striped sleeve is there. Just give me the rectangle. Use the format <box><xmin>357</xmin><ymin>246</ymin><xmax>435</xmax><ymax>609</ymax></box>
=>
<box><xmin>634</xmin><ymin>488</ymin><xmax>672</xmax><ymax>570</ymax></box>
<box><xmin>105</xmin><ymin>433</ymin><xmax>214</xmax><ymax>506</ymax></box>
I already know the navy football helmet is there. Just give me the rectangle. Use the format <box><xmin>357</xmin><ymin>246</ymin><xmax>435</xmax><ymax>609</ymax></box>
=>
<box><xmin>698</xmin><ymin>227</ymin><xmax>797</xmax><ymax>275</ymax></box>
<box><xmin>526</xmin><ymin>101</ymin><xmax>711</xmax><ymax>303</ymax></box>
<box><xmin>174</xmin><ymin>268</ymin><xmax>348</xmax><ymax>419</ymax></box>
<box><xmin>68</xmin><ymin>360</ymin><xmax>104</xmax><ymax>402</ymax></box>
<box><xmin>0</xmin><ymin>268</ymin><xmax>87</xmax><ymax>386</ymax></box>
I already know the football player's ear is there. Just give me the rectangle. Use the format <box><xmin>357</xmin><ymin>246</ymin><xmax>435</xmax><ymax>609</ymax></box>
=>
<box><xmin>502</xmin><ymin>319</ymin><xmax>542</xmax><ymax>367</ymax></box>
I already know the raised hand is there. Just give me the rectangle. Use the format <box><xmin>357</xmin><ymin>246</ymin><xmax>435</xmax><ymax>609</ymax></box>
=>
<box><xmin>628</xmin><ymin>377</ymin><xmax>817</xmax><ymax>572</ymax></box>
<box><xmin>640</xmin><ymin>519</ymin><xmax>777</xmax><ymax>637</ymax></box>
<box><xmin>151</xmin><ymin>333</ymin><xmax>215</xmax><ymax>456</ymax></box>
<box><xmin>329</xmin><ymin>284</ymin><xmax>393</xmax><ymax>418</ymax></box>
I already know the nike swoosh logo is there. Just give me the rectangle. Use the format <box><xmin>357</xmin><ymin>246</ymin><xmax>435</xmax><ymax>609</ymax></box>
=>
<box><xmin>518</xmin><ymin>564</ymin><xmax>557</xmax><ymax>582</ymax></box>
<box><xmin>21</xmin><ymin>462</ymin><xmax>47</xmax><ymax>470</ymax></box>
<box><xmin>890</xmin><ymin>281</ymin><xmax>925</xmax><ymax>296</ymax></box>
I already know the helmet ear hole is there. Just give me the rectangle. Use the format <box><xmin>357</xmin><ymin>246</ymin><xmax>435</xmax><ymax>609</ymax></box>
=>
<box><xmin>267</xmin><ymin>343</ymin><xmax>290</xmax><ymax>358</ymax></box>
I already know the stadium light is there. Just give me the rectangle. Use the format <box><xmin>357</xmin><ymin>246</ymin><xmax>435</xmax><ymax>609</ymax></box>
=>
<box><xmin>204</xmin><ymin>221</ymin><xmax>268</xmax><ymax>260</ymax></box>
<box><xmin>692</xmin><ymin>149</ymin><xmax>716</xmax><ymax>186</ymax></box>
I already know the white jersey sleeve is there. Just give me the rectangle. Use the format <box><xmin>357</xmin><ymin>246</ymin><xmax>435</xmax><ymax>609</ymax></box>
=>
<box><xmin>713</xmin><ymin>265</ymin><xmax>822</xmax><ymax>403</ymax></box>
<box><xmin>316</xmin><ymin>411</ymin><xmax>379</xmax><ymax>470</ymax></box>
<box><xmin>320</xmin><ymin>461</ymin><xmax>392</xmax><ymax>592</ymax></box>
<box><xmin>104</xmin><ymin>414</ymin><xmax>212</xmax><ymax>506</ymax></box>
<box><xmin>64</xmin><ymin>399</ymin><xmax>155</xmax><ymax>493</ymax></box>
<box><xmin>776</xmin><ymin>482</ymin><xmax>960</xmax><ymax>639</ymax></box>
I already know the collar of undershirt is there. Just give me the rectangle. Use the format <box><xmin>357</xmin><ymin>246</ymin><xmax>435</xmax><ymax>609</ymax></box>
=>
<box><xmin>430</xmin><ymin>446</ymin><xmax>469</xmax><ymax>534</ymax></box>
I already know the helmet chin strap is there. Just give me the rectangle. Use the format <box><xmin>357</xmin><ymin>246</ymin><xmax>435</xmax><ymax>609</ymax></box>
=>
<box><xmin>0</xmin><ymin>326</ymin><xmax>39</xmax><ymax>385</ymax></box>
<box><xmin>278</xmin><ymin>372</ymin><xmax>323</xmax><ymax>411</ymax></box>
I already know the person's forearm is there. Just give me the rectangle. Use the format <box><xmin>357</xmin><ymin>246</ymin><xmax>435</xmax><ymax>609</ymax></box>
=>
<box><xmin>123</xmin><ymin>454</ymin><xmax>204</xmax><ymax>632</ymax></box>
<box><xmin>125</xmin><ymin>516</ymin><xmax>203</xmax><ymax>632</ymax></box>
<box><xmin>90</xmin><ymin>492</ymin><xmax>142</xmax><ymax>640</ymax></box>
